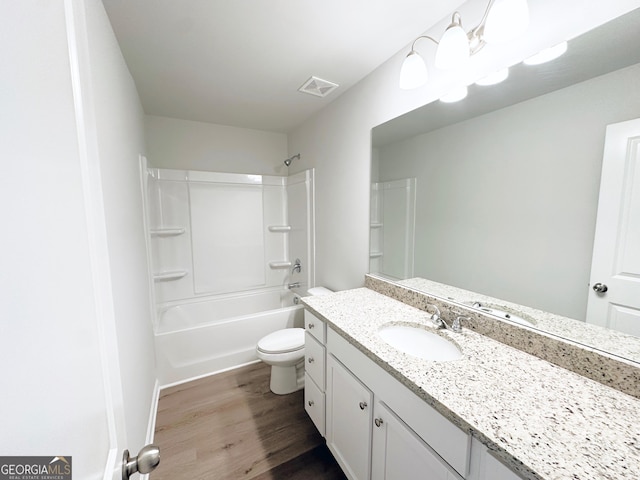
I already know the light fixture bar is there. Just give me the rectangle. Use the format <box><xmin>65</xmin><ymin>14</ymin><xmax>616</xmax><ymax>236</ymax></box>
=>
<box><xmin>399</xmin><ymin>0</ymin><xmax>529</xmax><ymax>90</ymax></box>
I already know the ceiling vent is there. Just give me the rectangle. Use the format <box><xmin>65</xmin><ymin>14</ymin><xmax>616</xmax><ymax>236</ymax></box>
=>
<box><xmin>298</xmin><ymin>76</ymin><xmax>339</xmax><ymax>98</ymax></box>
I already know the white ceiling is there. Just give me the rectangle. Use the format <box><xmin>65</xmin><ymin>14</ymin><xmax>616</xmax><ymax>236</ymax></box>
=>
<box><xmin>102</xmin><ymin>0</ymin><xmax>463</xmax><ymax>133</ymax></box>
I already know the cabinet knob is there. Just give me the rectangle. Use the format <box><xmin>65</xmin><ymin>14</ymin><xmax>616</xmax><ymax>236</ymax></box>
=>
<box><xmin>308</xmin><ymin>323</ymin><xmax>315</xmax><ymax>329</ymax></box>
<box><xmin>374</xmin><ymin>418</ymin><xmax>384</xmax><ymax>428</ymax></box>
<box><xmin>307</xmin><ymin>357</ymin><xmax>314</xmax><ymax>363</ymax></box>
<box><xmin>308</xmin><ymin>400</ymin><xmax>314</xmax><ymax>407</ymax></box>
<box><xmin>359</xmin><ymin>401</ymin><xmax>368</xmax><ymax>410</ymax></box>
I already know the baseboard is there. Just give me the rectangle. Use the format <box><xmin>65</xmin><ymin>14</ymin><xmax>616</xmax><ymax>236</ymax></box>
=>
<box><xmin>146</xmin><ymin>378</ymin><xmax>161</xmax><ymax>444</ymax></box>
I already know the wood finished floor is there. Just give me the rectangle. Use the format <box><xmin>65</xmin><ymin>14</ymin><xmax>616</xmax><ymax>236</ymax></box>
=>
<box><xmin>153</xmin><ymin>362</ymin><xmax>346</xmax><ymax>479</ymax></box>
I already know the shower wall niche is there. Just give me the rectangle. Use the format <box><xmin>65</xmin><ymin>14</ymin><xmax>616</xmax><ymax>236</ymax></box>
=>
<box><xmin>144</xmin><ymin>167</ymin><xmax>315</xmax><ymax>313</ymax></box>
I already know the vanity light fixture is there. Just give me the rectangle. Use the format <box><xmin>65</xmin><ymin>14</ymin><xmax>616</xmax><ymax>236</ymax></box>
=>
<box><xmin>523</xmin><ymin>41</ymin><xmax>568</xmax><ymax>65</ymax></box>
<box><xmin>399</xmin><ymin>0</ymin><xmax>529</xmax><ymax>90</ymax></box>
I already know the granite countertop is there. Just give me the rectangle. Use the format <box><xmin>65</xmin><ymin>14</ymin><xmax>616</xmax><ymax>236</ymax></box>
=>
<box><xmin>302</xmin><ymin>287</ymin><xmax>640</xmax><ymax>480</ymax></box>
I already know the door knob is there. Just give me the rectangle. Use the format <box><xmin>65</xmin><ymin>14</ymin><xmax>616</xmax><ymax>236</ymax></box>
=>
<box><xmin>122</xmin><ymin>444</ymin><xmax>160</xmax><ymax>480</ymax></box>
<box><xmin>592</xmin><ymin>283</ymin><xmax>608</xmax><ymax>293</ymax></box>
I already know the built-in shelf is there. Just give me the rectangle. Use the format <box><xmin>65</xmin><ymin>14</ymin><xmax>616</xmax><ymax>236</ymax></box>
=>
<box><xmin>150</xmin><ymin>227</ymin><xmax>185</xmax><ymax>237</ymax></box>
<box><xmin>269</xmin><ymin>261</ymin><xmax>292</xmax><ymax>269</ymax></box>
<box><xmin>268</xmin><ymin>225</ymin><xmax>291</xmax><ymax>232</ymax></box>
<box><xmin>369</xmin><ymin>252</ymin><xmax>383</xmax><ymax>258</ymax></box>
<box><xmin>370</xmin><ymin>223</ymin><xmax>383</xmax><ymax>228</ymax></box>
<box><xmin>153</xmin><ymin>270</ymin><xmax>188</xmax><ymax>282</ymax></box>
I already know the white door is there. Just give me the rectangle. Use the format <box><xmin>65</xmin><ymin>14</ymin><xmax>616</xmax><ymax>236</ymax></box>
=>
<box><xmin>586</xmin><ymin>118</ymin><xmax>640</xmax><ymax>336</ymax></box>
<box><xmin>1</xmin><ymin>1</ymin><xmax>128</xmax><ymax>479</ymax></box>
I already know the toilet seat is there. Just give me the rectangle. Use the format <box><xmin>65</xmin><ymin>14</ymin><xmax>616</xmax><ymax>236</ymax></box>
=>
<box><xmin>257</xmin><ymin>328</ymin><xmax>304</xmax><ymax>354</ymax></box>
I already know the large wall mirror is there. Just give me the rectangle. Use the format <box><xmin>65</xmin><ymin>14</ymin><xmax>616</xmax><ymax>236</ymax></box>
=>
<box><xmin>370</xmin><ymin>8</ymin><xmax>640</xmax><ymax>364</ymax></box>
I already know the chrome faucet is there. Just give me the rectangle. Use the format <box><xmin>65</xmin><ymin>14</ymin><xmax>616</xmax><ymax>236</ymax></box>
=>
<box><xmin>287</xmin><ymin>282</ymin><xmax>301</xmax><ymax>289</ymax></box>
<box><xmin>428</xmin><ymin>304</ymin><xmax>465</xmax><ymax>333</ymax></box>
<box><xmin>428</xmin><ymin>305</ymin><xmax>447</xmax><ymax>329</ymax></box>
<box><xmin>292</xmin><ymin>258</ymin><xmax>302</xmax><ymax>274</ymax></box>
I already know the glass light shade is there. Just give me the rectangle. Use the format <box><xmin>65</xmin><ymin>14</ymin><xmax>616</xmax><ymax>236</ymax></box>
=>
<box><xmin>483</xmin><ymin>0</ymin><xmax>529</xmax><ymax>44</ymax></box>
<box><xmin>435</xmin><ymin>23</ymin><xmax>470</xmax><ymax>70</ymax></box>
<box><xmin>523</xmin><ymin>41</ymin><xmax>568</xmax><ymax>65</ymax></box>
<box><xmin>475</xmin><ymin>67</ymin><xmax>509</xmax><ymax>86</ymax></box>
<box><xmin>399</xmin><ymin>51</ymin><xmax>428</xmax><ymax>90</ymax></box>
<box><xmin>440</xmin><ymin>85</ymin><xmax>468</xmax><ymax>103</ymax></box>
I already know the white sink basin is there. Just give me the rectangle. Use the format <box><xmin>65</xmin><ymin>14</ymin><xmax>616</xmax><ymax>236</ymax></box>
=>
<box><xmin>378</xmin><ymin>325</ymin><xmax>462</xmax><ymax>361</ymax></box>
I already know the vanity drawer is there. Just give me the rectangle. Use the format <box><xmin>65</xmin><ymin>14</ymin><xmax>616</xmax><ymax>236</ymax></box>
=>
<box><xmin>304</xmin><ymin>373</ymin><xmax>325</xmax><ymax>436</ymax></box>
<box><xmin>305</xmin><ymin>310</ymin><xmax>326</xmax><ymax>344</ymax></box>
<box><xmin>305</xmin><ymin>331</ymin><xmax>325</xmax><ymax>389</ymax></box>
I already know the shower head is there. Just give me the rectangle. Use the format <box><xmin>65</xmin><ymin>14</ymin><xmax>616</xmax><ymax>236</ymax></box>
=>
<box><xmin>284</xmin><ymin>153</ymin><xmax>301</xmax><ymax>167</ymax></box>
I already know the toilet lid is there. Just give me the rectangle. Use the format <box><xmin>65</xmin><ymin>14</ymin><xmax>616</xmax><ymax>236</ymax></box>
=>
<box><xmin>257</xmin><ymin>328</ymin><xmax>305</xmax><ymax>354</ymax></box>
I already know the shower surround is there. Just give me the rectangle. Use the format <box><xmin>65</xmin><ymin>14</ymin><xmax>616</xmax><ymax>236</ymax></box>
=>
<box><xmin>141</xmin><ymin>165</ymin><xmax>315</xmax><ymax>385</ymax></box>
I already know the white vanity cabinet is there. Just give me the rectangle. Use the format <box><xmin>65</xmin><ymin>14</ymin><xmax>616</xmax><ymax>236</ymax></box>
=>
<box><xmin>372</xmin><ymin>400</ymin><xmax>462</xmax><ymax>480</ymax></box>
<box><xmin>304</xmin><ymin>311</ymin><xmax>327</xmax><ymax>436</ymax></box>
<box><xmin>326</xmin><ymin>354</ymin><xmax>374</xmax><ymax>480</ymax></box>
<box><xmin>324</xmin><ymin>323</ymin><xmax>470</xmax><ymax>480</ymax></box>
<box><xmin>467</xmin><ymin>440</ymin><xmax>525</xmax><ymax>480</ymax></box>
<box><xmin>302</xmin><ymin>309</ymin><xmax>526</xmax><ymax>480</ymax></box>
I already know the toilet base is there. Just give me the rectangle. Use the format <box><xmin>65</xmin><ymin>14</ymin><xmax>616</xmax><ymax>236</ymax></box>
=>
<box><xmin>269</xmin><ymin>361</ymin><xmax>304</xmax><ymax>395</ymax></box>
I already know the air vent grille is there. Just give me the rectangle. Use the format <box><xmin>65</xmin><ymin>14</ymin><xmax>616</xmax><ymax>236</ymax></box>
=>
<box><xmin>298</xmin><ymin>76</ymin><xmax>339</xmax><ymax>98</ymax></box>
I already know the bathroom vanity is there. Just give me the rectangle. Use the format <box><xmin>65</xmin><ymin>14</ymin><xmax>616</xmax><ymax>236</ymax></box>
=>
<box><xmin>301</xmin><ymin>286</ymin><xmax>640</xmax><ymax>480</ymax></box>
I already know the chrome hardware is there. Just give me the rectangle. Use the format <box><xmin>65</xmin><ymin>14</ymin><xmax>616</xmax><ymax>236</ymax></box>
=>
<box><xmin>307</xmin><ymin>357</ymin><xmax>314</xmax><ymax>363</ymax></box>
<box><xmin>287</xmin><ymin>282</ymin><xmax>300</xmax><ymax>289</ymax></box>
<box><xmin>428</xmin><ymin>304</ymin><xmax>461</xmax><ymax>332</ymax></box>
<box><xmin>293</xmin><ymin>295</ymin><xmax>300</xmax><ymax>305</ymax></box>
<box><xmin>592</xmin><ymin>283</ymin><xmax>608</xmax><ymax>293</ymax></box>
<box><xmin>452</xmin><ymin>316</ymin><xmax>468</xmax><ymax>333</ymax></box>
<box><xmin>374</xmin><ymin>418</ymin><xmax>384</xmax><ymax>428</ymax></box>
<box><xmin>308</xmin><ymin>400</ymin><xmax>314</xmax><ymax>407</ymax></box>
<box><xmin>359</xmin><ymin>401</ymin><xmax>368</xmax><ymax>410</ymax></box>
<box><xmin>122</xmin><ymin>444</ymin><xmax>160</xmax><ymax>480</ymax></box>
<box><xmin>292</xmin><ymin>258</ymin><xmax>302</xmax><ymax>274</ymax></box>
<box><xmin>308</xmin><ymin>323</ymin><xmax>315</xmax><ymax>329</ymax></box>
<box><xmin>428</xmin><ymin>304</ymin><xmax>447</xmax><ymax>330</ymax></box>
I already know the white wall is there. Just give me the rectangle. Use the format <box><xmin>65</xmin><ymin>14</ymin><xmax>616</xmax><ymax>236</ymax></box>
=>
<box><xmin>378</xmin><ymin>63</ymin><xmax>640</xmax><ymax>320</ymax></box>
<box><xmin>0</xmin><ymin>0</ymin><xmax>155</xmax><ymax>476</ymax></box>
<box><xmin>145</xmin><ymin>115</ymin><xmax>288</xmax><ymax>174</ymax></box>
<box><xmin>84</xmin><ymin>0</ymin><xmax>157</xmax><ymax>455</ymax></box>
<box><xmin>288</xmin><ymin>0</ymin><xmax>639</xmax><ymax>292</ymax></box>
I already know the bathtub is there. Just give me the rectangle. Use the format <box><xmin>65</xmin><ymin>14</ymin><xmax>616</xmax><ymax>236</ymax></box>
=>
<box><xmin>154</xmin><ymin>288</ymin><xmax>304</xmax><ymax>385</ymax></box>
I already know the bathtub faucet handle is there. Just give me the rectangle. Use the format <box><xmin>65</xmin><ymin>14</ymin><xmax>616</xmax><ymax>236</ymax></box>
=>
<box><xmin>292</xmin><ymin>258</ymin><xmax>302</xmax><ymax>274</ymax></box>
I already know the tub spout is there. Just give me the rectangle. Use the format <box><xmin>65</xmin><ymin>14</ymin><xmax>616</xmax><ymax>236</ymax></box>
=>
<box><xmin>287</xmin><ymin>282</ymin><xmax>301</xmax><ymax>289</ymax></box>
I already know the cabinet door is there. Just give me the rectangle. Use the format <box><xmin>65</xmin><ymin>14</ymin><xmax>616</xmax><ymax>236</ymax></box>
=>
<box><xmin>480</xmin><ymin>451</ymin><xmax>524</xmax><ymax>480</ymax></box>
<box><xmin>372</xmin><ymin>401</ymin><xmax>461</xmax><ymax>480</ymax></box>
<box><xmin>326</xmin><ymin>354</ymin><xmax>373</xmax><ymax>480</ymax></box>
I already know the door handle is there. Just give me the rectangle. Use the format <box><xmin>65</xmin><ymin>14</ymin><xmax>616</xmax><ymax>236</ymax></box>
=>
<box><xmin>592</xmin><ymin>283</ymin><xmax>608</xmax><ymax>293</ymax></box>
<box><xmin>122</xmin><ymin>444</ymin><xmax>160</xmax><ymax>480</ymax></box>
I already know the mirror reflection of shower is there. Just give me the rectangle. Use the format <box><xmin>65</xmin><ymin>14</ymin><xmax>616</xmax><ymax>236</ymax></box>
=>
<box><xmin>284</xmin><ymin>153</ymin><xmax>301</xmax><ymax>166</ymax></box>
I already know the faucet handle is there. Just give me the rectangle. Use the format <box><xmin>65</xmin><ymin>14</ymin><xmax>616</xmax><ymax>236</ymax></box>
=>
<box><xmin>428</xmin><ymin>304</ymin><xmax>443</xmax><ymax>327</ymax></box>
<box><xmin>452</xmin><ymin>316</ymin><xmax>468</xmax><ymax>333</ymax></box>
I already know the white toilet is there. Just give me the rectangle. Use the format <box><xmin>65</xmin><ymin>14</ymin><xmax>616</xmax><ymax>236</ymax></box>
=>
<box><xmin>256</xmin><ymin>286</ymin><xmax>333</xmax><ymax>394</ymax></box>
